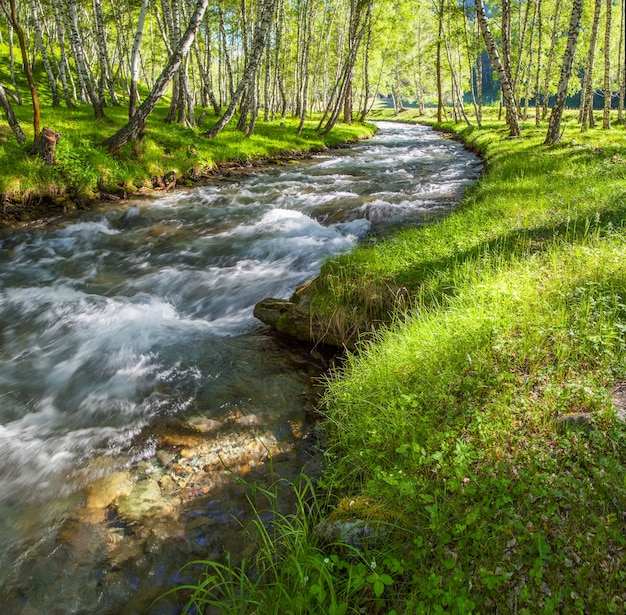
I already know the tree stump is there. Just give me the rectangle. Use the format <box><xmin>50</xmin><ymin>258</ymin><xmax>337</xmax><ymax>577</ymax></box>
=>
<box><xmin>35</xmin><ymin>127</ymin><xmax>61</xmax><ymax>165</ymax></box>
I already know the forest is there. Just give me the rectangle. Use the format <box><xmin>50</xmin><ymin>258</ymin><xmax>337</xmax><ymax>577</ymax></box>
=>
<box><xmin>0</xmin><ymin>0</ymin><xmax>625</xmax><ymax>162</ymax></box>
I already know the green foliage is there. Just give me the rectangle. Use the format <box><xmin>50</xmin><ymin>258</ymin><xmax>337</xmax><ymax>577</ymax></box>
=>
<box><xmin>155</xmin><ymin>475</ymin><xmax>407</xmax><ymax>614</ymax></box>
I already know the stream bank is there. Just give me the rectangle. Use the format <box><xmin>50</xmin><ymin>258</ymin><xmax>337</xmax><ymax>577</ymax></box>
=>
<box><xmin>0</xmin><ymin>122</ymin><xmax>481</xmax><ymax>613</ymax></box>
<box><xmin>0</xmin><ymin>115</ymin><xmax>376</xmax><ymax>229</ymax></box>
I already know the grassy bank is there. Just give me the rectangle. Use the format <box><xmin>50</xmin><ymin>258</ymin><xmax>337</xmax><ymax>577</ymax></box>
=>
<box><xmin>0</xmin><ymin>99</ymin><xmax>374</xmax><ymax>222</ymax></box>
<box><xmin>319</xmin><ymin>113</ymin><xmax>626</xmax><ymax>613</ymax></box>
<box><xmin>174</xmin><ymin>113</ymin><xmax>626</xmax><ymax>613</ymax></box>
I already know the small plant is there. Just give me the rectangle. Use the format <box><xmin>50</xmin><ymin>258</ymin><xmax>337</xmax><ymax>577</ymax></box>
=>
<box><xmin>155</xmin><ymin>474</ymin><xmax>408</xmax><ymax>614</ymax></box>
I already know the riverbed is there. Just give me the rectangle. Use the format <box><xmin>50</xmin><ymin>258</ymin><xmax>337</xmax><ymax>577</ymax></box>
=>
<box><xmin>0</xmin><ymin>122</ymin><xmax>481</xmax><ymax>614</ymax></box>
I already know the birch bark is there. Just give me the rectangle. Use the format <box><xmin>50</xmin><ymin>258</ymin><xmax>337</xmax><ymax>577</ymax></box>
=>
<box><xmin>106</xmin><ymin>0</ymin><xmax>210</xmax><ymax>152</ymax></box>
<box><xmin>66</xmin><ymin>0</ymin><xmax>105</xmax><ymax>117</ymax></box>
<box><xmin>0</xmin><ymin>82</ymin><xmax>26</xmax><ymax>144</ymax></box>
<box><xmin>129</xmin><ymin>0</ymin><xmax>150</xmax><ymax>118</ymax></box>
<box><xmin>51</xmin><ymin>0</ymin><xmax>76</xmax><ymax>108</ymax></box>
<box><xmin>602</xmin><ymin>0</ymin><xmax>612</xmax><ymax>129</ymax></box>
<box><xmin>32</xmin><ymin>0</ymin><xmax>60</xmax><ymax>107</ymax></box>
<box><xmin>542</xmin><ymin>0</ymin><xmax>562</xmax><ymax>118</ymax></box>
<box><xmin>580</xmin><ymin>0</ymin><xmax>602</xmax><ymax>130</ymax></box>
<box><xmin>475</xmin><ymin>0</ymin><xmax>521</xmax><ymax>136</ymax></box>
<box><xmin>545</xmin><ymin>0</ymin><xmax>584</xmax><ymax>144</ymax></box>
<box><xmin>204</xmin><ymin>0</ymin><xmax>278</xmax><ymax>138</ymax></box>
<box><xmin>93</xmin><ymin>0</ymin><xmax>119</xmax><ymax>105</ymax></box>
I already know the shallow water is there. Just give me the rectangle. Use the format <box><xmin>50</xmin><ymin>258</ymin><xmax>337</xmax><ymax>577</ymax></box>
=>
<box><xmin>0</xmin><ymin>122</ymin><xmax>481</xmax><ymax>614</ymax></box>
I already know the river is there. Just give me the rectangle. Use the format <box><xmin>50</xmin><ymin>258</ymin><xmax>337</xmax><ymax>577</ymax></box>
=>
<box><xmin>0</xmin><ymin>122</ymin><xmax>481</xmax><ymax>614</ymax></box>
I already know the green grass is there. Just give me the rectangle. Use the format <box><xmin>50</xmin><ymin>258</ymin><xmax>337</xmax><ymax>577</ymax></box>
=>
<box><xmin>317</xmin><ymin>112</ymin><xmax>626</xmax><ymax>613</ymax></box>
<box><xmin>171</xmin><ymin>112</ymin><xmax>626</xmax><ymax>613</ymax></box>
<box><xmin>0</xmin><ymin>95</ymin><xmax>374</xmax><ymax>212</ymax></box>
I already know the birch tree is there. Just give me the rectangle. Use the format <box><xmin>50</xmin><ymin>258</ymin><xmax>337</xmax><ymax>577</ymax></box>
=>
<box><xmin>65</xmin><ymin>0</ymin><xmax>105</xmax><ymax>118</ymax></box>
<box><xmin>602</xmin><ymin>0</ymin><xmax>612</xmax><ymax>129</ymax></box>
<box><xmin>580</xmin><ymin>0</ymin><xmax>602</xmax><ymax>130</ymax></box>
<box><xmin>545</xmin><ymin>0</ymin><xmax>584</xmax><ymax>144</ymax></box>
<box><xmin>0</xmin><ymin>82</ymin><xmax>26</xmax><ymax>144</ymax></box>
<box><xmin>204</xmin><ymin>0</ymin><xmax>278</xmax><ymax>138</ymax></box>
<box><xmin>475</xmin><ymin>0</ymin><xmax>521</xmax><ymax>136</ymax></box>
<box><xmin>92</xmin><ymin>0</ymin><xmax>119</xmax><ymax>106</ymax></box>
<box><xmin>31</xmin><ymin>0</ymin><xmax>60</xmax><ymax>107</ymax></box>
<box><xmin>106</xmin><ymin>0</ymin><xmax>210</xmax><ymax>152</ymax></box>
<box><xmin>129</xmin><ymin>0</ymin><xmax>150</xmax><ymax>119</ymax></box>
<box><xmin>51</xmin><ymin>0</ymin><xmax>77</xmax><ymax>108</ymax></box>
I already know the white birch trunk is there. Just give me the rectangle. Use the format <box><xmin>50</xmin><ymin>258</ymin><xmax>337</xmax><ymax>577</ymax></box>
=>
<box><xmin>129</xmin><ymin>0</ymin><xmax>150</xmax><ymax>118</ymax></box>
<box><xmin>106</xmin><ymin>0</ymin><xmax>210</xmax><ymax>152</ymax></box>
<box><xmin>475</xmin><ymin>0</ymin><xmax>521</xmax><ymax>136</ymax></box>
<box><xmin>545</xmin><ymin>0</ymin><xmax>584</xmax><ymax>144</ymax></box>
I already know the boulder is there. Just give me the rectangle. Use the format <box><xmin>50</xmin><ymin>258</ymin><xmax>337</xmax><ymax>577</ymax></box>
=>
<box><xmin>254</xmin><ymin>281</ymin><xmax>352</xmax><ymax>348</ymax></box>
<box><xmin>555</xmin><ymin>412</ymin><xmax>594</xmax><ymax>433</ymax></box>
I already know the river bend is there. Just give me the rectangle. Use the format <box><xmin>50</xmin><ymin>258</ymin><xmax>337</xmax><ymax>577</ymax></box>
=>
<box><xmin>0</xmin><ymin>122</ymin><xmax>481</xmax><ymax>613</ymax></box>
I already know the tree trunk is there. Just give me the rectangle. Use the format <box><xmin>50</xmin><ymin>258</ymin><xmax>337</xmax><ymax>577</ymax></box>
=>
<box><xmin>475</xmin><ymin>0</ymin><xmax>520</xmax><ymax>136</ymax></box>
<box><xmin>51</xmin><ymin>0</ymin><xmax>76</xmax><ymax>108</ymax></box>
<box><xmin>618</xmin><ymin>0</ymin><xmax>624</xmax><ymax>123</ymax></box>
<box><xmin>436</xmin><ymin>0</ymin><xmax>444</xmax><ymax>123</ymax></box>
<box><xmin>7</xmin><ymin>26</ymin><xmax>22</xmax><ymax>104</ymax></box>
<box><xmin>602</xmin><ymin>0</ymin><xmax>612</xmax><ymax>129</ymax></box>
<box><xmin>545</xmin><ymin>0</ymin><xmax>584</xmax><ymax>144</ymax></box>
<box><xmin>581</xmin><ymin>0</ymin><xmax>602</xmax><ymax>130</ymax></box>
<box><xmin>501</xmin><ymin>0</ymin><xmax>513</xmax><ymax>84</ymax></box>
<box><xmin>443</xmin><ymin>25</ymin><xmax>469</xmax><ymax>125</ymax></box>
<box><xmin>476</xmin><ymin>52</ymin><xmax>483</xmax><ymax>123</ymax></box>
<box><xmin>542</xmin><ymin>0</ymin><xmax>562</xmax><ymax>118</ymax></box>
<box><xmin>462</xmin><ymin>0</ymin><xmax>481</xmax><ymax>127</ymax></box>
<box><xmin>34</xmin><ymin>127</ymin><xmax>61</xmax><ymax>165</ymax></box>
<box><xmin>218</xmin><ymin>5</ymin><xmax>234</xmax><ymax>101</ymax></box>
<box><xmin>106</xmin><ymin>0</ymin><xmax>210</xmax><ymax>153</ymax></box>
<box><xmin>534</xmin><ymin>0</ymin><xmax>543</xmax><ymax>125</ymax></box>
<box><xmin>194</xmin><ymin>31</ymin><xmax>220</xmax><ymax>115</ymax></box>
<box><xmin>65</xmin><ymin>0</ymin><xmax>105</xmax><ymax>118</ymax></box>
<box><xmin>93</xmin><ymin>0</ymin><xmax>119</xmax><ymax>105</ymax></box>
<box><xmin>512</xmin><ymin>0</ymin><xmax>532</xmax><ymax>96</ymax></box>
<box><xmin>204</xmin><ymin>0</ymin><xmax>278</xmax><ymax>139</ymax></box>
<box><xmin>32</xmin><ymin>0</ymin><xmax>60</xmax><ymax>107</ymax></box>
<box><xmin>521</xmin><ymin>0</ymin><xmax>538</xmax><ymax>119</ymax></box>
<box><xmin>0</xmin><ymin>81</ymin><xmax>26</xmax><ymax>144</ymax></box>
<box><xmin>1</xmin><ymin>0</ymin><xmax>41</xmax><ymax>137</ymax></box>
<box><xmin>129</xmin><ymin>0</ymin><xmax>150</xmax><ymax>119</ymax></box>
<box><xmin>317</xmin><ymin>0</ymin><xmax>371</xmax><ymax>135</ymax></box>
<box><xmin>357</xmin><ymin>4</ymin><xmax>372</xmax><ymax>122</ymax></box>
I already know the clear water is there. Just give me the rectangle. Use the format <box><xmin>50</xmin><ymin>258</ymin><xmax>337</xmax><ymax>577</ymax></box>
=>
<box><xmin>0</xmin><ymin>122</ymin><xmax>481</xmax><ymax>614</ymax></box>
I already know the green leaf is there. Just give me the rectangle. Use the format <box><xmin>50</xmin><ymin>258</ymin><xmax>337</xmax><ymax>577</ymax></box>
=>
<box><xmin>373</xmin><ymin>579</ymin><xmax>385</xmax><ymax>597</ymax></box>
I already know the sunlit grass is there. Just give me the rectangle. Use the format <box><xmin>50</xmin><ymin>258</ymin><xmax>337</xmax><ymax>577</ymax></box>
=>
<box><xmin>0</xmin><ymin>94</ymin><xmax>374</xmax><ymax>209</ymax></box>
<box><xmin>165</xmin><ymin>113</ymin><xmax>626</xmax><ymax>613</ymax></box>
<box><xmin>313</xmin><ymin>115</ymin><xmax>626</xmax><ymax>613</ymax></box>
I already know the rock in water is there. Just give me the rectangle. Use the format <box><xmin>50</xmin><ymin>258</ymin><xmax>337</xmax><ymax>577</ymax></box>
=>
<box><xmin>253</xmin><ymin>298</ymin><xmax>295</xmax><ymax>329</ymax></box>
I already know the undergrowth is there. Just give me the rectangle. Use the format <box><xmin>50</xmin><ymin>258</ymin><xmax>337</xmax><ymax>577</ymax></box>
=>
<box><xmin>155</xmin><ymin>476</ymin><xmax>407</xmax><ymax>615</ymax></box>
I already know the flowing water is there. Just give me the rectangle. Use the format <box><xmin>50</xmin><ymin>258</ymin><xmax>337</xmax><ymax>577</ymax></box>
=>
<box><xmin>0</xmin><ymin>122</ymin><xmax>481</xmax><ymax>614</ymax></box>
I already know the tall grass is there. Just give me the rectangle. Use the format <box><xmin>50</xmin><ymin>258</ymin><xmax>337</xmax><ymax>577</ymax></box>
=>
<box><xmin>316</xmin><ymin>113</ymin><xmax>626</xmax><ymax>613</ymax></box>
<box><xmin>156</xmin><ymin>475</ymin><xmax>407</xmax><ymax>615</ymax></box>
<box><xmin>174</xmin><ymin>113</ymin><xmax>626</xmax><ymax>613</ymax></box>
